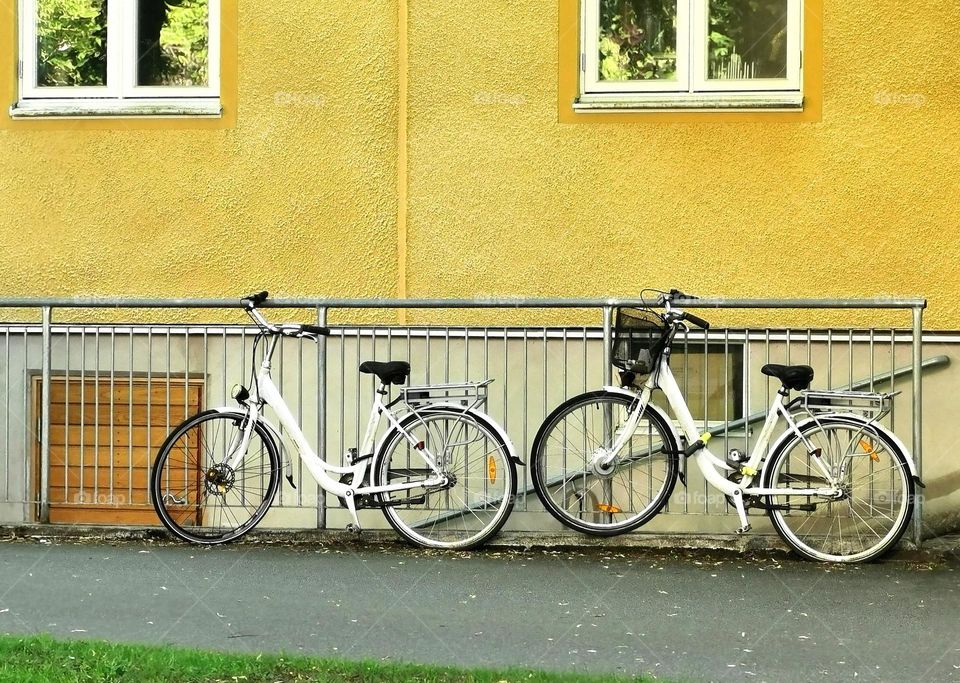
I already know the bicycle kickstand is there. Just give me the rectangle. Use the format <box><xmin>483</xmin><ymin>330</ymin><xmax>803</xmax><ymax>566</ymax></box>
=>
<box><xmin>343</xmin><ymin>491</ymin><xmax>363</xmax><ymax>536</ymax></box>
<box><xmin>731</xmin><ymin>489</ymin><xmax>752</xmax><ymax>535</ymax></box>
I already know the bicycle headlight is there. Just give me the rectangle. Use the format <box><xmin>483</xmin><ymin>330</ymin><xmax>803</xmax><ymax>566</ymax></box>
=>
<box><xmin>231</xmin><ymin>384</ymin><xmax>250</xmax><ymax>402</ymax></box>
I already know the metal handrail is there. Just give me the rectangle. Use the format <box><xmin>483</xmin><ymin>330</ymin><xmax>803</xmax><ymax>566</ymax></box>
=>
<box><xmin>0</xmin><ymin>296</ymin><xmax>928</xmax><ymax>309</ymax></box>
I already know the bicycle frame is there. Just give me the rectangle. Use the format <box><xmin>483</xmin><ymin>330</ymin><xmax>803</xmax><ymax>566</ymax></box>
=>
<box><xmin>222</xmin><ymin>333</ymin><xmax>447</xmax><ymax>522</ymax></box>
<box><xmin>601</xmin><ymin>354</ymin><xmax>841</xmax><ymax>502</ymax></box>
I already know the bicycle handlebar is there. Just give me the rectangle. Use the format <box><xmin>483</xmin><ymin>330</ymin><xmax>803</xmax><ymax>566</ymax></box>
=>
<box><xmin>682</xmin><ymin>311</ymin><xmax>710</xmax><ymax>330</ymax></box>
<box><xmin>241</xmin><ymin>291</ymin><xmax>330</xmax><ymax>338</ymax></box>
<box><xmin>662</xmin><ymin>289</ymin><xmax>710</xmax><ymax>329</ymax></box>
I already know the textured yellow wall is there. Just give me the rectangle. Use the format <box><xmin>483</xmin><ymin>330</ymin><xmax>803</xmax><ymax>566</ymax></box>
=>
<box><xmin>0</xmin><ymin>1</ymin><xmax>957</xmax><ymax>329</ymax></box>
<box><xmin>0</xmin><ymin>1</ymin><xmax>399</xmax><ymax>321</ymax></box>
<box><xmin>406</xmin><ymin>0</ymin><xmax>959</xmax><ymax>327</ymax></box>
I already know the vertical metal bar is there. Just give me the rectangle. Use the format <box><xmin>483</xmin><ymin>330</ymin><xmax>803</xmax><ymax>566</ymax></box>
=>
<box><xmin>316</xmin><ymin>306</ymin><xmax>327</xmax><ymax>529</ymax></box>
<box><xmin>23</xmin><ymin>329</ymin><xmax>29</xmax><ymax>511</ymax></box>
<box><xmin>444</xmin><ymin>325</ymin><xmax>450</xmax><ymax>383</ymax></box>
<box><xmin>702</xmin><ymin>327</ymin><xmax>709</xmax><ymax>515</ymax></box>
<box><xmin>826</xmin><ymin>329</ymin><xmax>833</xmax><ymax>389</ymax></box>
<box><xmin>601</xmin><ymin>307</ymin><xmax>613</xmax><ymax>524</ymax></box>
<box><xmin>847</xmin><ymin>328</ymin><xmax>854</xmax><ymax>391</ymax></box>
<box><xmin>338</xmin><ymin>325</ymin><xmax>345</xmax><ymax>466</ymax></box>
<box><xmin>503</xmin><ymin>326</ymin><xmax>509</xmax><ymax>437</ymax></box>
<box><xmin>146</xmin><ymin>328</ymin><xmax>153</xmax><ymax>497</ymax></box>
<box><xmin>522</xmin><ymin>327</ymin><xmax>529</xmax><ymax>502</ymax></box>
<box><xmin>355</xmin><ymin>327</ymin><xmax>362</xmax><ymax>459</ymax></box>
<box><xmin>912</xmin><ymin>306</ymin><xmax>923</xmax><ymax>548</ymax></box>
<box><xmin>79</xmin><ymin>328</ymin><xmax>86</xmax><ymax>499</ymax></box>
<box><xmin>601</xmin><ymin>307</ymin><xmax>613</xmax><ymax>387</ymax></box>
<box><xmin>128</xmin><ymin>331</ymin><xmax>134</xmax><ymax>506</ymax></box>
<box><xmin>109</xmin><ymin>327</ymin><xmax>115</xmax><ymax>506</ymax></box>
<box><xmin>39</xmin><ymin>307</ymin><xmax>52</xmax><ymax>523</ymax></box>
<box><xmin>63</xmin><ymin>327</ymin><xmax>69</xmax><ymax>505</ymax></box>
<box><xmin>93</xmin><ymin>328</ymin><xmax>100</xmax><ymax>504</ymax></box>
<box><xmin>296</xmin><ymin>325</ymin><xmax>304</xmax><ymax>508</ymax></box>
<box><xmin>3</xmin><ymin>328</ymin><xmax>9</xmax><ymax>502</ymax></box>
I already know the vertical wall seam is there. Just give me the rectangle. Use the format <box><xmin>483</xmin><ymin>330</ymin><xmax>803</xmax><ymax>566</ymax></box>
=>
<box><xmin>397</xmin><ymin>0</ymin><xmax>409</xmax><ymax>324</ymax></box>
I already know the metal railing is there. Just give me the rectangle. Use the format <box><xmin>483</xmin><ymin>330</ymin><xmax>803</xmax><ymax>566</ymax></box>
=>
<box><xmin>0</xmin><ymin>295</ymin><xmax>932</xmax><ymax>545</ymax></box>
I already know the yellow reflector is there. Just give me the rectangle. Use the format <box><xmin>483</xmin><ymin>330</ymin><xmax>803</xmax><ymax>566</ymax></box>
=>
<box><xmin>597</xmin><ymin>503</ymin><xmax>622</xmax><ymax>514</ymax></box>
<box><xmin>487</xmin><ymin>456</ymin><xmax>497</xmax><ymax>484</ymax></box>
<box><xmin>860</xmin><ymin>439</ymin><xmax>880</xmax><ymax>462</ymax></box>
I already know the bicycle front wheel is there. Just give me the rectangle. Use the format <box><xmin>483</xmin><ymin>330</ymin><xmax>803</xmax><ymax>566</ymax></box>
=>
<box><xmin>531</xmin><ymin>391</ymin><xmax>679</xmax><ymax>536</ymax></box>
<box><xmin>375</xmin><ymin>409</ymin><xmax>516</xmax><ymax>550</ymax></box>
<box><xmin>764</xmin><ymin>417</ymin><xmax>914</xmax><ymax>562</ymax></box>
<box><xmin>151</xmin><ymin>410</ymin><xmax>281</xmax><ymax>545</ymax></box>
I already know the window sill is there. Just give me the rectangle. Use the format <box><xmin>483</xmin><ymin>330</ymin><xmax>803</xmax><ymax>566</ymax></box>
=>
<box><xmin>574</xmin><ymin>93</ymin><xmax>804</xmax><ymax>113</ymax></box>
<box><xmin>9</xmin><ymin>99</ymin><xmax>222</xmax><ymax>119</ymax></box>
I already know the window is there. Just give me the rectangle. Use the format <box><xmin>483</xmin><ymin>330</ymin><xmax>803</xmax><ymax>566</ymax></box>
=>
<box><xmin>15</xmin><ymin>0</ymin><xmax>220</xmax><ymax>117</ymax></box>
<box><xmin>666</xmin><ymin>342</ymin><xmax>744</xmax><ymax>422</ymax></box>
<box><xmin>578</xmin><ymin>0</ymin><xmax>803</xmax><ymax>111</ymax></box>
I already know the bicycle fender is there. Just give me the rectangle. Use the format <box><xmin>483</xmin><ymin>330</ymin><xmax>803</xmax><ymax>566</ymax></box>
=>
<box><xmin>766</xmin><ymin>412</ymin><xmax>922</xmax><ymax>484</ymax></box>
<box><xmin>211</xmin><ymin>406</ymin><xmax>293</xmax><ymax>483</ymax></box>
<box><xmin>377</xmin><ymin>404</ymin><xmax>524</xmax><ymax>466</ymax></box>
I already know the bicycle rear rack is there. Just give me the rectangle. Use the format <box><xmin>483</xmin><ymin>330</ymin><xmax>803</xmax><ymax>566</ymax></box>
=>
<box><xmin>800</xmin><ymin>389</ymin><xmax>896</xmax><ymax>419</ymax></box>
<box><xmin>401</xmin><ymin>379</ymin><xmax>493</xmax><ymax>410</ymax></box>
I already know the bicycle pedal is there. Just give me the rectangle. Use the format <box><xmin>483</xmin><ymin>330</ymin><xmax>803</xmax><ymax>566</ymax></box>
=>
<box><xmin>736</xmin><ymin>524</ymin><xmax>752</xmax><ymax>535</ymax></box>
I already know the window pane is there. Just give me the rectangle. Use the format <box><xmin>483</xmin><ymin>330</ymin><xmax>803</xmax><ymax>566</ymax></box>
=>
<box><xmin>137</xmin><ymin>0</ymin><xmax>210</xmax><ymax>87</ymax></box>
<box><xmin>669</xmin><ymin>344</ymin><xmax>744</xmax><ymax>422</ymax></box>
<box><xmin>708</xmin><ymin>0</ymin><xmax>789</xmax><ymax>80</ymax></box>
<box><xmin>36</xmin><ymin>0</ymin><xmax>108</xmax><ymax>87</ymax></box>
<box><xmin>598</xmin><ymin>1</ymin><xmax>678</xmax><ymax>82</ymax></box>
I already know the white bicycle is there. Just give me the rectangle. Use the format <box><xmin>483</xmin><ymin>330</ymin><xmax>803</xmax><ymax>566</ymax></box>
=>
<box><xmin>531</xmin><ymin>289</ymin><xmax>923</xmax><ymax>562</ymax></box>
<box><xmin>152</xmin><ymin>292</ymin><xmax>519</xmax><ymax>549</ymax></box>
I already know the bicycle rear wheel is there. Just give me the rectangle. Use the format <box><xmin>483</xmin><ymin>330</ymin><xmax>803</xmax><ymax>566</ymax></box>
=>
<box><xmin>151</xmin><ymin>410</ymin><xmax>280</xmax><ymax>545</ymax></box>
<box><xmin>374</xmin><ymin>409</ymin><xmax>516</xmax><ymax>550</ymax></box>
<box><xmin>530</xmin><ymin>391</ymin><xmax>679</xmax><ymax>536</ymax></box>
<box><xmin>764</xmin><ymin>417</ymin><xmax>914</xmax><ymax>562</ymax></box>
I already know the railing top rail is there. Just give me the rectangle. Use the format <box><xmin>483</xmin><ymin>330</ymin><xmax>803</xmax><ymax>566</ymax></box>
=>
<box><xmin>0</xmin><ymin>296</ymin><xmax>928</xmax><ymax>310</ymax></box>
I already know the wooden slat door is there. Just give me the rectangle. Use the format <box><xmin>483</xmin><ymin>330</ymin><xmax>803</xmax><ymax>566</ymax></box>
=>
<box><xmin>36</xmin><ymin>377</ymin><xmax>203</xmax><ymax>525</ymax></box>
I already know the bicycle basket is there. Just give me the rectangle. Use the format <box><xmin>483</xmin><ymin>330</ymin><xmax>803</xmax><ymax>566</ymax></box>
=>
<box><xmin>612</xmin><ymin>307</ymin><xmax>668</xmax><ymax>376</ymax></box>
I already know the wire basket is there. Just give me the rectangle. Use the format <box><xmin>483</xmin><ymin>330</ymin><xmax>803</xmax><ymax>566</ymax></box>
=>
<box><xmin>611</xmin><ymin>307</ymin><xmax>668</xmax><ymax>376</ymax></box>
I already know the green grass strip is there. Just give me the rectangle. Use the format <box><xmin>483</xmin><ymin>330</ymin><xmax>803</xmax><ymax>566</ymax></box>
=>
<box><xmin>0</xmin><ymin>634</ymin><xmax>649</xmax><ymax>682</ymax></box>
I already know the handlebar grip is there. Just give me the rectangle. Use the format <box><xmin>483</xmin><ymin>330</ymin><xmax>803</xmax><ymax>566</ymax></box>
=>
<box><xmin>670</xmin><ymin>289</ymin><xmax>699</xmax><ymax>301</ymax></box>
<box><xmin>684</xmin><ymin>311</ymin><xmax>710</xmax><ymax>329</ymax></box>
<box><xmin>301</xmin><ymin>324</ymin><xmax>330</xmax><ymax>336</ymax></box>
<box><xmin>241</xmin><ymin>291</ymin><xmax>269</xmax><ymax>308</ymax></box>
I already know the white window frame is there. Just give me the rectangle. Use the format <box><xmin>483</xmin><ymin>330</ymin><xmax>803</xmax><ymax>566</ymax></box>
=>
<box><xmin>15</xmin><ymin>0</ymin><xmax>220</xmax><ymax>117</ymax></box>
<box><xmin>584</xmin><ymin>0</ymin><xmax>690</xmax><ymax>94</ymax></box>
<box><xmin>578</xmin><ymin>0</ymin><xmax>803</xmax><ymax>111</ymax></box>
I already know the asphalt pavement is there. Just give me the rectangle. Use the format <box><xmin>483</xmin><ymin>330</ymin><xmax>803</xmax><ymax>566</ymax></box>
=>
<box><xmin>1</xmin><ymin>539</ymin><xmax>958</xmax><ymax>682</ymax></box>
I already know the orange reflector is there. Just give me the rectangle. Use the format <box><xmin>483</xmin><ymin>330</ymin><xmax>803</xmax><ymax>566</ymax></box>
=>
<box><xmin>487</xmin><ymin>456</ymin><xmax>497</xmax><ymax>484</ymax></box>
<box><xmin>860</xmin><ymin>439</ymin><xmax>880</xmax><ymax>462</ymax></box>
<box><xmin>597</xmin><ymin>503</ymin><xmax>622</xmax><ymax>514</ymax></box>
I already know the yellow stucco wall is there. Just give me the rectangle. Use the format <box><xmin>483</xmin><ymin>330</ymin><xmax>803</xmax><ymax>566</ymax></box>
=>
<box><xmin>405</xmin><ymin>0</ymin><xmax>958</xmax><ymax>327</ymax></box>
<box><xmin>0</xmin><ymin>1</ymin><xmax>957</xmax><ymax>328</ymax></box>
<box><xmin>0</xmin><ymin>1</ymin><xmax>399</xmax><ymax>321</ymax></box>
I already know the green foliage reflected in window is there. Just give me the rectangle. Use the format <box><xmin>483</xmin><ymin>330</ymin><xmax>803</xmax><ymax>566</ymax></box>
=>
<box><xmin>137</xmin><ymin>0</ymin><xmax>210</xmax><ymax>87</ymax></box>
<box><xmin>598</xmin><ymin>0</ymin><xmax>678</xmax><ymax>82</ymax></box>
<box><xmin>709</xmin><ymin>0</ymin><xmax>788</xmax><ymax>80</ymax></box>
<box><xmin>36</xmin><ymin>0</ymin><xmax>108</xmax><ymax>87</ymax></box>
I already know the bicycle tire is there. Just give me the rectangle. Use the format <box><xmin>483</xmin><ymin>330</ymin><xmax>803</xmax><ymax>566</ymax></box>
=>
<box><xmin>151</xmin><ymin>410</ymin><xmax>281</xmax><ymax>545</ymax></box>
<box><xmin>374</xmin><ymin>408</ymin><xmax>517</xmax><ymax>550</ymax></box>
<box><xmin>763</xmin><ymin>416</ymin><xmax>914</xmax><ymax>563</ymax></box>
<box><xmin>531</xmin><ymin>390</ymin><xmax>679</xmax><ymax>536</ymax></box>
